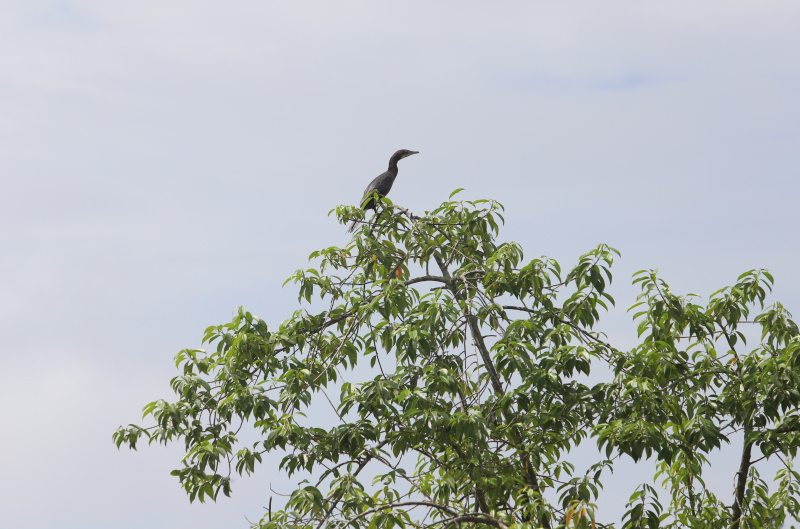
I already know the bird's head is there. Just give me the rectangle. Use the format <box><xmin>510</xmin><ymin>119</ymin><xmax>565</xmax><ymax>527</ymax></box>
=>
<box><xmin>391</xmin><ymin>149</ymin><xmax>419</xmax><ymax>162</ymax></box>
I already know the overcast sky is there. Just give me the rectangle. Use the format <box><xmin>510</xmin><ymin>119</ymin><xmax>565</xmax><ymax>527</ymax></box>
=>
<box><xmin>1</xmin><ymin>2</ymin><xmax>799</xmax><ymax>528</ymax></box>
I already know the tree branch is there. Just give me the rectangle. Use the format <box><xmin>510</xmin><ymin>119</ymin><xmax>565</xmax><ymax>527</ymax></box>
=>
<box><xmin>435</xmin><ymin>255</ymin><xmax>551</xmax><ymax>529</ymax></box>
<box><xmin>405</xmin><ymin>275</ymin><xmax>450</xmax><ymax>287</ymax></box>
<box><xmin>731</xmin><ymin>426</ymin><xmax>753</xmax><ymax>529</ymax></box>
<box><xmin>435</xmin><ymin>253</ymin><xmax>504</xmax><ymax>395</ymax></box>
<box><xmin>439</xmin><ymin>514</ymin><xmax>510</xmax><ymax>529</ymax></box>
<box><xmin>344</xmin><ymin>500</ymin><xmax>458</xmax><ymax>526</ymax></box>
<box><xmin>314</xmin><ymin>439</ymin><xmax>390</xmax><ymax>529</ymax></box>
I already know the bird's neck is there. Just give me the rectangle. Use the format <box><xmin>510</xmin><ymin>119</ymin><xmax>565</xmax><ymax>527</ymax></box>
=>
<box><xmin>388</xmin><ymin>158</ymin><xmax>401</xmax><ymax>171</ymax></box>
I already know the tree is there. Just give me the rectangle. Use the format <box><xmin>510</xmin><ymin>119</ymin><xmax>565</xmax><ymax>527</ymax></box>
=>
<box><xmin>115</xmin><ymin>192</ymin><xmax>800</xmax><ymax>528</ymax></box>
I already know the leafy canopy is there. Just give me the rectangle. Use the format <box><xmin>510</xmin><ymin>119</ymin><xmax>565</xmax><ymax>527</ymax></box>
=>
<box><xmin>115</xmin><ymin>192</ymin><xmax>800</xmax><ymax>529</ymax></box>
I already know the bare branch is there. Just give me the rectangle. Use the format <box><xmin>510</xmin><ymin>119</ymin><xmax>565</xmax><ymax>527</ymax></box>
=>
<box><xmin>344</xmin><ymin>501</ymin><xmax>459</xmax><ymax>526</ymax></box>
<box><xmin>439</xmin><ymin>514</ymin><xmax>510</xmax><ymax>529</ymax></box>
<box><xmin>405</xmin><ymin>275</ymin><xmax>451</xmax><ymax>287</ymax></box>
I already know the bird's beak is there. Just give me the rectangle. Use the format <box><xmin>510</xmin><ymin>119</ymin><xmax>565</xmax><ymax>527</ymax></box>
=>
<box><xmin>404</xmin><ymin>151</ymin><xmax>419</xmax><ymax>158</ymax></box>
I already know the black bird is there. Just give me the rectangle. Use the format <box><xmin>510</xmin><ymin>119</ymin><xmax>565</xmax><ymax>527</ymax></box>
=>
<box><xmin>347</xmin><ymin>149</ymin><xmax>419</xmax><ymax>232</ymax></box>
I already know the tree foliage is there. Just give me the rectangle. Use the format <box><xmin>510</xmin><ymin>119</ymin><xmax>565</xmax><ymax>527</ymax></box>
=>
<box><xmin>115</xmin><ymin>192</ymin><xmax>800</xmax><ymax>528</ymax></box>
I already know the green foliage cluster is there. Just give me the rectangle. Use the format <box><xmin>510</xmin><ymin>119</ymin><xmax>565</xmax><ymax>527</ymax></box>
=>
<box><xmin>115</xmin><ymin>192</ymin><xmax>800</xmax><ymax>528</ymax></box>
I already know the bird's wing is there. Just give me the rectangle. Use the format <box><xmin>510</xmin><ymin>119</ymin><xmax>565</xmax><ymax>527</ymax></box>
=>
<box><xmin>359</xmin><ymin>174</ymin><xmax>384</xmax><ymax>207</ymax></box>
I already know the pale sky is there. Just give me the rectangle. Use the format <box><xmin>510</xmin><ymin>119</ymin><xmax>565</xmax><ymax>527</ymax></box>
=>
<box><xmin>1</xmin><ymin>2</ymin><xmax>799</xmax><ymax>528</ymax></box>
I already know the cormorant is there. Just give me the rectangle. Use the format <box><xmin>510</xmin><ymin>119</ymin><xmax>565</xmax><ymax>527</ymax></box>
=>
<box><xmin>347</xmin><ymin>149</ymin><xmax>419</xmax><ymax>232</ymax></box>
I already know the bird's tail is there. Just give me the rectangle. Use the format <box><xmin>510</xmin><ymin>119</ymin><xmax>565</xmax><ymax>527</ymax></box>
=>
<box><xmin>347</xmin><ymin>219</ymin><xmax>358</xmax><ymax>233</ymax></box>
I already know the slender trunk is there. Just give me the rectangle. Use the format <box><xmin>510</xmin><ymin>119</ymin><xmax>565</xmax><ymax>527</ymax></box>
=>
<box><xmin>731</xmin><ymin>427</ymin><xmax>753</xmax><ymax>529</ymax></box>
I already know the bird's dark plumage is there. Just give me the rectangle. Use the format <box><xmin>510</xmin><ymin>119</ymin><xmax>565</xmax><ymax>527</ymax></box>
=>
<box><xmin>348</xmin><ymin>149</ymin><xmax>418</xmax><ymax>232</ymax></box>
